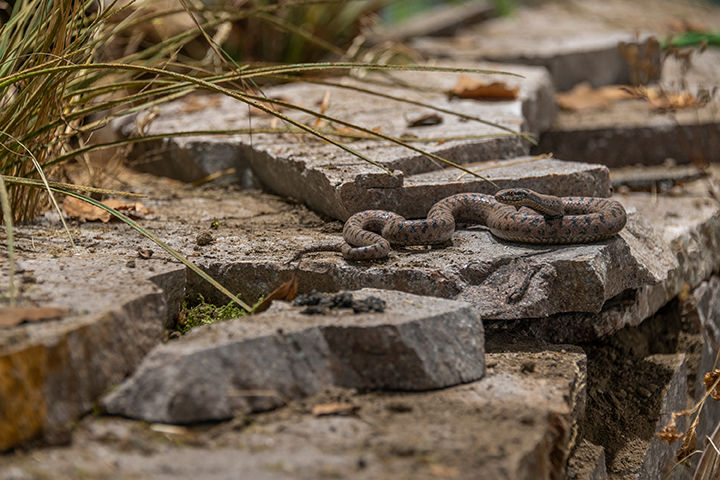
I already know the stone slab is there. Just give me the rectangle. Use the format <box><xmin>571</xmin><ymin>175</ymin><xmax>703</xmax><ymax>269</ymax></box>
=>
<box><xmin>2</xmin><ymin>346</ymin><xmax>586</xmax><ymax>480</ymax></box>
<box><xmin>366</xmin><ymin>0</ymin><xmax>494</xmax><ymax>44</ymax></box>
<box><xmin>102</xmin><ymin>288</ymin><xmax>485</xmax><ymax>424</ymax></box>
<box><xmin>0</xmin><ymin>256</ymin><xmax>185</xmax><ymax>451</ymax></box>
<box><xmin>533</xmin><ymin>48</ymin><xmax>720</xmax><ymax>168</ymax></box>
<box><xmin>116</xmin><ymin>63</ymin><xmax>558</xmax><ymax>220</ymax></box>
<box><xmin>411</xmin><ymin>2</ymin><xmax>661</xmax><ymax>91</ymax></box>
<box><xmin>486</xmin><ymin>193</ymin><xmax>720</xmax><ymax>342</ymax></box>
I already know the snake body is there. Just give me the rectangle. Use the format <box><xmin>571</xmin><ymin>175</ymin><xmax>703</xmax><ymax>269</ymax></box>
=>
<box><xmin>298</xmin><ymin>188</ymin><xmax>627</xmax><ymax>261</ymax></box>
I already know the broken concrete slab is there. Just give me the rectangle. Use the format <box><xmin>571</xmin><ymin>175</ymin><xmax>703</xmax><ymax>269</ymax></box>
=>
<box><xmin>3</xmin><ymin>346</ymin><xmax>586</xmax><ymax>480</ymax></box>
<box><xmin>0</xmin><ymin>256</ymin><xmax>185</xmax><ymax>451</ymax></box>
<box><xmin>486</xmin><ymin>193</ymin><xmax>720</xmax><ymax>342</ymax></box>
<box><xmin>116</xmin><ymin>63</ymin><xmax>558</xmax><ymax>219</ymax></box>
<box><xmin>566</xmin><ymin>440</ymin><xmax>608</xmax><ymax>480</ymax></box>
<box><xmin>411</xmin><ymin>2</ymin><xmax>661</xmax><ymax>91</ymax></box>
<box><xmin>102</xmin><ymin>288</ymin><xmax>485</xmax><ymax>424</ymax></box>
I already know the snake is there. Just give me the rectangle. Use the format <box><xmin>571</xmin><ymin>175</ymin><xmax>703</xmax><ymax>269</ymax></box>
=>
<box><xmin>293</xmin><ymin>188</ymin><xmax>627</xmax><ymax>261</ymax></box>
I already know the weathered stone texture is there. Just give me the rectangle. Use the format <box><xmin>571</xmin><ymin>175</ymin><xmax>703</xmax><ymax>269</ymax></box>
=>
<box><xmin>102</xmin><ymin>288</ymin><xmax>485</xmax><ymax>423</ymax></box>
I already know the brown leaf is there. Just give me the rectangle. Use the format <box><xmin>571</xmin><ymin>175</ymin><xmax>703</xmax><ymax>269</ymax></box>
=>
<box><xmin>657</xmin><ymin>423</ymin><xmax>683</xmax><ymax>444</ymax></box>
<box><xmin>449</xmin><ymin>75</ymin><xmax>519</xmax><ymax>100</ymax></box>
<box><xmin>63</xmin><ymin>197</ymin><xmax>150</xmax><ymax>223</ymax></box>
<box><xmin>253</xmin><ymin>276</ymin><xmax>298</xmax><ymax>314</ymax></box>
<box><xmin>556</xmin><ymin>82</ymin><xmax>633</xmax><ymax>112</ymax></box>
<box><xmin>0</xmin><ymin>306</ymin><xmax>69</xmax><ymax>328</ymax></box>
<box><xmin>311</xmin><ymin>402</ymin><xmax>359</xmax><ymax>417</ymax></box>
<box><xmin>429</xmin><ymin>464</ymin><xmax>460</xmax><ymax>478</ymax></box>
<box><xmin>704</xmin><ymin>369</ymin><xmax>720</xmax><ymax>400</ymax></box>
<box><xmin>407</xmin><ymin>113</ymin><xmax>443</xmax><ymax>128</ymax></box>
<box><xmin>676</xmin><ymin>425</ymin><xmax>697</xmax><ymax>461</ymax></box>
<box><xmin>63</xmin><ymin>196</ymin><xmax>111</xmax><ymax>222</ymax></box>
<box><xmin>632</xmin><ymin>86</ymin><xmax>697</xmax><ymax>111</ymax></box>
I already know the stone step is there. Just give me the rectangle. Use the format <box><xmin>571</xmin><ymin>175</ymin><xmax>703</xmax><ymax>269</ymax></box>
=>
<box><xmin>411</xmin><ymin>2</ymin><xmax>661</xmax><ymax>91</ymax></box>
<box><xmin>115</xmin><ymin>63</ymin><xmax>557</xmax><ymax>219</ymax></box>
<box><xmin>2</xmin><ymin>345</ymin><xmax>586</xmax><ymax>480</ymax></box>
<box><xmin>102</xmin><ymin>288</ymin><xmax>486</xmax><ymax>424</ymax></box>
<box><xmin>0</xmin><ymin>256</ymin><xmax>185</xmax><ymax>451</ymax></box>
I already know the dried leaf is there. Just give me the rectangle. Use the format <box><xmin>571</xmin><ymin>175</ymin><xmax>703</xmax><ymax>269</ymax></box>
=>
<box><xmin>632</xmin><ymin>86</ymin><xmax>697</xmax><ymax>111</ymax></box>
<box><xmin>254</xmin><ymin>276</ymin><xmax>298</xmax><ymax>314</ymax></box>
<box><xmin>311</xmin><ymin>402</ymin><xmax>359</xmax><ymax>417</ymax></box>
<box><xmin>449</xmin><ymin>75</ymin><xmax>519</xmax><ymax>100</ymax></box>
<box><xmin>407</xmin><ymin>113</ymin><xmax>443</xmax><ymax>128</ymax></box>
<box><xmin>0</xmin><ymin>306</ymin><xmax>69</xmax><ymax>328</ymax></box>
<box><xmin>62</xmin><ymin>197</ymin><xmax>150</xmax><ymax>222</ymax></box>
<box><xmin>429</xmin><ymin>464</ymin><xmax>460</xmax><ymax>478</ymax></box>
<box><xmin>676</xmin><ymin>425</ymin><xmax>697</xmax><ymax>460</ymax></box>
<box><xmin>657</xmin><ymin>423</ymin><xmax>683</xmax><ymax>444</ymax></box>
<box><xmin>556</xmin><ymin>82</ymin><xmax>633</xmax><ymax>112</ymax></box>
<box><xmin>704</xmin><ymin>369</ymin><xmax>720</xmax><ymax>400</ymax></box>
<box><xmin>137</xmin><ymin>248</ymin><xmax>153</xmax><ymax>259</ymax></box>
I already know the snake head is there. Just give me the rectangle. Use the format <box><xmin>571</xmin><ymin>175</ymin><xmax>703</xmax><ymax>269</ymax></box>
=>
<box><xmin>495</xmin><ymin>188</ymin><xmax>565</xmax><ymax>216</ymax></box>
<box><xmin>494</xmin><ymin>188</ymin><xmax>534</xmax><ymax>206</ymax></box>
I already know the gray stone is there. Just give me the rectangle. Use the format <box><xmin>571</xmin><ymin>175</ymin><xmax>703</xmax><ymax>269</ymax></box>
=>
<box><xmin>0</xmin><ymin>256</ymin><xmax>185</xmax><ymax>451</ymax></box>
<box><xmin>366</xmin><ymin>0</ymin><xmax>494</xmax><ymax>44</ymax></box>
<box><xmin>102</xmin><ymin>288</ymin><xmax>485</xmax><ymax>423</ymax></box>
<box><xmin>566</xmin><ymin>440</ymin><xmax>608</xmax><ymax>480</ymax></box>
<box><xmin>412</xmin><ymin>2</ymin><xmax>660</xmax><ymax>91</ymax></box>
<box><xmin>487</xmin><ymin>193</ymin><xmax>720</xmax><ymax>342</ymax></box>
<box><xmin>534</xmin><ymin>48</ymin><xmax>720</xmax><ymax>168</ymax></box>
<box><xmin>3</xmin><ymin>347</ymin><xmax>586</xmax><ymax>480</ymax></box>
<box><xmin>690</xmin><ymin>276</ymin><xmax>720</xmax><ymax>449</ymax></box>
<box><xmin>116</xmin><ymin>63</ymin><xmax>557</xmax><ymax>220</ymax></box>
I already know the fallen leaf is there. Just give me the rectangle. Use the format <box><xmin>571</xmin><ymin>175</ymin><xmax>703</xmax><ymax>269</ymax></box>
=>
<box><xmin>556</xmin><ymin>82</ymin><xmax>633</xmax><ymax>112</ymax></box>
<box><xmin>407</xmin><ymin>113</ymin><xmax>442</xmax><ymax>128</ymax></box>
<box><xmin>311</xmin><ymin>402</ymin><xmax>359</xmax><ymax>417</ymax></box>
<box><xmin>449</xmin><ymin>75</ymin><xmax>518</xmax><ymax>100</ymax></box>
<box><xmin>63</xmin><ymin>197</ymin><xmax>150</xmax><ymax>223</ymax></box>
<box><xmin>253</xmin><ymin>276</ymin><xmax>298</xmax><ymax>314</ymax></box>
<box><xmin>313</xmin><ymin>90</ymin><xmax>331</xmax><ymax>128</ymax></box>
<box><xmin>137</xmin><ymin>248</ymin><xmax>154</xmax><ymax>259</ymax></box>
<box><xmin>676</xmin><ymin>425</ymin><xmax>697</xmax><ymax>461</ymax></box>
<box><xmin>429</xmin><ymin>464</ymin><xmax>460</xmax><ymax>478</ymax></box>
<box><xmin>657</xmin><ymin>423</ymin><xmax>683</xmax><ymax>444</ymax></box>
<box><xmin>0</xmin><ymin>306</ymin><xmax>69</xmax><ymax>328</ymax></box>
<box><xmin>632</xmin><ymin>86</ymin><xmax>697</xmax><ymax>111</ymax></box>
<box><xmin>704</xmin><ymin>369</ymin><xmax>720</xmax><ymax>400</ymax></box>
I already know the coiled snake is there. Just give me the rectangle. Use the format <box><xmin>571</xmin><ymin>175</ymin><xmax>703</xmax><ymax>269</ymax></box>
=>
<box><xmin>293</xmin><ymin>188</ymin><xmax>627</xmax><ymax>261</ymax></box>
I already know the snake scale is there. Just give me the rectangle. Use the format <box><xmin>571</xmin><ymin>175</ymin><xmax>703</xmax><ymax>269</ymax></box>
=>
<box><xmin>294</xmin><ymin>188</ymin><xmax>627</xmax><ymax>261</ymax></box>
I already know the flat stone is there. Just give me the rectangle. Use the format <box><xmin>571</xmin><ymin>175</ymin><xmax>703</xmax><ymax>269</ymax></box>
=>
<box><xmin>411</xmin><ymin>2</ymin><xmax>661</xmax><ymax>91</ymax></box>
<box><xmin>486</xmin><ymin>193</ymin><xmax>720</xmax><ymax>341</ymax></box>
<box><xmin>366</xmin><ymin>0</ymin><xmax>494</xmax><ymax>44</ymax></box>
<box><xmin>2</xmin><ymin>346</ymin><xmax>586</xmax><ymax>480</ymax></box>
<box><xmin>102</xmin><ymin>288</ymin><xmax>485</xmax><ymax>424</ymax></box>
<box><xmin>566</xmin><ymin>440</ymin><xmax>608</xmax><ymax>480</ymax></box>
<box><xmin>0</xmin><ymin>256</ymin><xmax>185</xmax><ymax>451</ymax></box>
<box><xmin>116</xmin><ymin>63</ymin><xmax>557</xmax><ymax>220</ymax></box>
<box><xmin>534</xmin><ymin>49</ymin><xmax>720</xmax><ymax>168</ymax></box>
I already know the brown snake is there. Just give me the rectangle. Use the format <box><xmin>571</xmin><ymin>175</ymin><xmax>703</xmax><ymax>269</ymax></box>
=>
<box><xmin>293</xmin><ymin>188</ymin><xmax>627</xmax><ymax>261</ymax></box>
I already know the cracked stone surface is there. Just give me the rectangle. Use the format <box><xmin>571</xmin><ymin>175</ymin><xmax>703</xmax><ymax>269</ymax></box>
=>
<box><xmin>115</xmin><ymin>62</ymin><xmax>557</xmax><ymax>220</ymax></box>
<box><xmin>0</xmin><ymin>256</ymin><xmax>185</xmax><ymax>451</ymax></box>
<box><xmin>2</xmin><ymin>345</ymin><xmax>586</xmax><ymax>480</ymax></box>
<box><xmin>411</xmin><ymin>2</ymin><xmax>661</xmax><ymax>91</ymax></box>
<box><xmin>102</xmin><ymin>288</ymin><xmax>485</xmax><ymax>424</ymax></box>
<box><xmin>486</xmin><ymin>193</ymin><xmax>720</xmax><ymax>342</ymax></box>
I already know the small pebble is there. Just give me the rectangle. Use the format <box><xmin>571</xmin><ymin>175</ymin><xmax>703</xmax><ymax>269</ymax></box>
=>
<box><xmin>196</xmin><ymin>231</ymin><xmax>214</xmax><ymax>246</ymax></box>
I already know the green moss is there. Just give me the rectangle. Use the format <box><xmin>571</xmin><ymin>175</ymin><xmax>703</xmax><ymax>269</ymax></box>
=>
<box><xmin>175</xmin><ymin>294</ymin><xmax>248</xmax><ymax>334</ymax></box>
